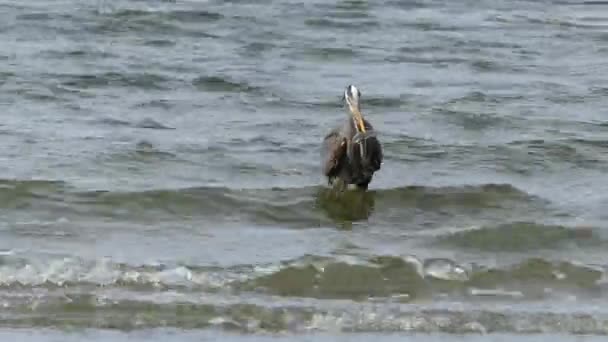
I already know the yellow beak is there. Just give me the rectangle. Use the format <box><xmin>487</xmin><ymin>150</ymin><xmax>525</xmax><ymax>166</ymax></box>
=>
<box><xmin>353</xmin><ymin>109</ymin><xmax>366</xmax><ymax>133</ymax></box>
<box><xmin>348</xmin><ymin>101</ymin><xmax>366</xmax><ymax>133</ymax></box>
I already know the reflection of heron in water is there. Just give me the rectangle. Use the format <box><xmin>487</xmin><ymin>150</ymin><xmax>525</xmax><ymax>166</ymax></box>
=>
<box><xmin>315</xmin><ymin>186</ymin><xmax>377</xmax><ymax>227</ymax></box>
<box><xmin>321</xmin><ymin>85</ymin><xmax>383</xmax><ymax>191</ymax></box>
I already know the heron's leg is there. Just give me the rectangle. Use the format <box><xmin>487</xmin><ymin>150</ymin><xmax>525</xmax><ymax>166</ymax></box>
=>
<box><xmin>325</xmin><ymin>178</ymin><xmax>345</xmax><ymax>200</ymax></box>
<box><xmin>356</xmin><ymin>180</ymin><xmax>370</xmax><ymax>191</ymax></box>
<box><xmin>334</xmin><ymin>178</ymin><xmax>347</xmax><ymax>193</ymax></box>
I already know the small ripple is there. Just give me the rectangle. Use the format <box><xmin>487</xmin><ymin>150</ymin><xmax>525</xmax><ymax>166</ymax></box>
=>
<box><xmin>506</xmin><ymin>138</ymin><xmax>608</xmax><ymax>171</ymax></box>
<box><xmin>223</xmin><ymin>134</ymin><xmax>306</xmax><ymax>154</ymax></box>
<box><xmin>313</xmin><ymin>0</ymin><xmax>373</xmax><ymax>19</ymax></box>
<box><xmin>301</xmin><ymin>47</ymin><xmax>358</xmax><ymax>61</ymax></box>
<box><xmin>107</xmin><ymin>9</ymin><xmax>223</xmax><ymax>23</ymax></box>
<box><xmin>364</xmin><ymin>96</ymin><xmax>407</xmax><ymax>109</ymax></box>
<box><xmin>448</xmin><ymin>91</ymin><xmax>525</xmax><ymax>104</ymax></box>
<box><xmin>220</xmin><ymin>0</ymin><xmax>272</xmax><ymax>3</ymax></box>
<box><xmin>192</xmin><ymin>75</ymin><xmax>259</xmax><ymax>93</ymax></box>
<box><xmin>166</xmin><ymin>10</ymin><xmax>224</xmax><ymax>22</ymax></box>
<box><xmin>133</xmin><ymin>99</ymin><xmax>174</xmax><ymax>110</ymax></box>
<box><xmin>334</xmin><ymin>0</ymin><xmax>371</xmax><ymax>10</ymax></box>
<box><xmin>0</xmin><ymin>179</ymin><xmax>69</xmax><ymax>210</ymax></box>
<box><xmin>240</xmin><ymin>41</ymin><xmax>275</xmax><ymax>57</ymax></box>
<box><xmin>428</xmin><ymin>94</ymin><xmax>524</xmax><ymax>130</ymax></box>
<box><xmin>385</xmin><ymin>53</ymin><xmax>468</xmax><ymax>67</ymax></box>
<box><xmin>40</xmin><ymin>49</ymin><xmax>116</xmax><ymax>60</ymax></box>
<box><xmin>376</xmin><ymin>183</ymin><xmax>539</xmax><ymax>209</ymax></box>
<box><xmin>305</xmin><ymin>18</ymin><xmax>379</xmax><ymax>29</ymax></box>
<box><xmin>143</xmin><ymin>39</ymin><xmax>176</xmax><ymax>47</ymax></box>
<box><xmin>568</xmin><ymin>138</ymin><xmax>608</xmax><ymax>150</ymax></box>
<box><xmin>94</xmin><ymin>141</ymin><xmax>179</xmax><ymax>167</ymax></box>
<box><xmin>261</xmin><ymin>97</ymin><xmax>343</xmax><ymax>110</ymax></box>
<box><xmin>456</xmin><ymin>39</ymin><xmax>524</xmax><ymax>50</ymax></box>
<box><xmin>134</xmin><ymin>140</ymin><xmax>176</xmax><ymax>157</ymax></box>
<box><xmin>435</xmin><ymin>222</ymin><xmax>600</xmax><ymax>252</ymax></box>
<box><xmin>135</xmin><ymin>118</ymin><xmax>175</xmax><ymax>130</ymax></box>
<box><xmin>432</xmin><ymin>108</ymin><xmax>506</xmax><ymax>131</ymax></box>
<box><xmin>397</xmin><ymin>21</ymin><xmax>461</xmax><ymax>32</ymax></box>
<box><xmin>385</xmin><ymin>0</ymin><xmax>437</xmax><ymax>10</ymax></box>
<box><xmin>95</xmin><ymin>118</ymin><xmax>132</xmax><ymax>128</ymax></box>
<box><xmin>470</xmin><ymin>59</ymin><xmax>522</xmax><ymax>73</ymax></box>
<box><xmin>90</xmin><ymin>16</ymin><xmax>177</xmax><ymax>35</ymax></box>
<box><xmin>5</xmin><ymin>85</ymin><xmax>63</xmax><ymax>103</ymax></box>
<box><xmin>57</xmin><ymin>72</ymin><xmax>170</xmax><ymax>90</ymax></box>
<box><xmin>0</xmin><ymin>71</ymin><xmax>14</xmax><ymax>83</ymax></box>
<box><xmin>16</xmin><ymin>13</ymin><xmax>54</xmax><ymax>21</ymax></box>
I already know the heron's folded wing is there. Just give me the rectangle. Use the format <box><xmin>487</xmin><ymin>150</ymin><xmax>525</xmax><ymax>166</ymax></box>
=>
<box><xmin>321</xmin><ymin>130</ymin><xmax>347</xmax><ymax>177</ymax></box>
<box><xmin>366</xmin><ymin>135</ymin><xmax>383</xmax><ymax>171</ymax></box>
<box><xmin>361</xmin><ymin>119</ymin><xmax>382</xmax><ymax>170</ymax></box>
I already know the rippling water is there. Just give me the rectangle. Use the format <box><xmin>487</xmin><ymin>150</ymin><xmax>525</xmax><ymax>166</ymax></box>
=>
<box><xmin>2</xmin><ymin>0</ymin><xmax>608</xmax><ymax>340</ymax></box>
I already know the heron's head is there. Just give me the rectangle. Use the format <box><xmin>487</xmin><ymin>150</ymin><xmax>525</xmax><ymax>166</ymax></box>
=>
<box><xmin>344</xmin><ymin>84</ymin><xmax>366</xmax><ymax>133</ymax></box>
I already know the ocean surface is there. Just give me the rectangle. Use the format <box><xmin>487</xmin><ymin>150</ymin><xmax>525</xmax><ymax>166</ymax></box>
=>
<box><xmin>1</xmin><ymin>0</ymin><xmax>608</xmax><ymax>340</ymax></box>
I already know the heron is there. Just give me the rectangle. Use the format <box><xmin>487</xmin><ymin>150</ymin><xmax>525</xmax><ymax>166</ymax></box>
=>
<box><xmin>321</xmin><ymin>85</ymin><xmax>383</xmax><ymax>191</ymax></box>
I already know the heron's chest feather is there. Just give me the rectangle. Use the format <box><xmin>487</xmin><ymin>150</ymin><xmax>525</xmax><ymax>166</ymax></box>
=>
<box><xmin>346</xmin><ymin>142</ymin><xmax>374</xmax><ymax>173</ymax></box>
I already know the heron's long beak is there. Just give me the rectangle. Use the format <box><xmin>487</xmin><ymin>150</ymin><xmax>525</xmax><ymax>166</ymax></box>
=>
<box><xmin>347</xmin><ymin>96</ymin><xmax>366</xmax><ymax>133</ymax></box>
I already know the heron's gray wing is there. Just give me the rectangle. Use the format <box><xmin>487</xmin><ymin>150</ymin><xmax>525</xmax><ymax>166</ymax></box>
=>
<box><xmin>321</xmin><ymin>128</ymin><xmax>347</xmax><ymax>177</ymax></box>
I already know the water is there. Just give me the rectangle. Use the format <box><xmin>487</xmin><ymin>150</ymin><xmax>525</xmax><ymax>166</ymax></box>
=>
<box><xmin>1</xmin><ymin>0</ymin><xmax>608</xmax><ymax>340</ymax></box>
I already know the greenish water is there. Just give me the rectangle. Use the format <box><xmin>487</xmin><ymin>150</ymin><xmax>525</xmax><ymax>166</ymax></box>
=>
<box><xmin>1</xmin><ymin>0</ymin><xmax>608</xmax><ymax>340</ymax></box>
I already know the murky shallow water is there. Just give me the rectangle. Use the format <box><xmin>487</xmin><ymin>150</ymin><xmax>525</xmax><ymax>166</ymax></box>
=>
<box><xmin>1</xmin><ymin>0</ymin><xmax>608</xmax><ymax>339</ymax></box>
<box><xmin>3</xmin><ymin>329</ymin><xmax>608</xmax><ymax>342</ymax></box>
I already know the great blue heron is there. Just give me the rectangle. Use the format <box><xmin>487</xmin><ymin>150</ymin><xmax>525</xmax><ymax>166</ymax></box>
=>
<box><xmin>321</xmin><ymin>85</ymin><xmax>383</xmax><ymax>191</ymax></box>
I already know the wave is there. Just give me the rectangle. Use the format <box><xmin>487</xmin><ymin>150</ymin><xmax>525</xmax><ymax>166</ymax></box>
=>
<box><xmin>4</xmin><ymin>296</ymin><xmax>608</xmax><ymax>334</ymax></box>
<box><xmin>0</xmin><ymin>254</ymin><xmax>606</xmax><ymax>333</ymax></box>
<box><xmin>0</xmin><ymin>179</ymin><xmax>547</xmax><ymax>225</ymax></box>
<box><xmin>237</xmin><ymin>255</ymin><xmax>605</xmax><ymax>302</ymax></box>
<box><xmin>0</xmin><ymin>253</ymin><xmax>603</xmax><ymax>299</ymax></box>
<box><xmin>0</xmin><ymin>255</ymin><xmax>242</xmax><ymax>290</ymax></box>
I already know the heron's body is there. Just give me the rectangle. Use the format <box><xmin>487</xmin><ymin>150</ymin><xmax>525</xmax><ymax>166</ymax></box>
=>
<box><xmin>321</xmin><ymin>85</ymin><xmax>383</xmax><ymax>191</ymax></box>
